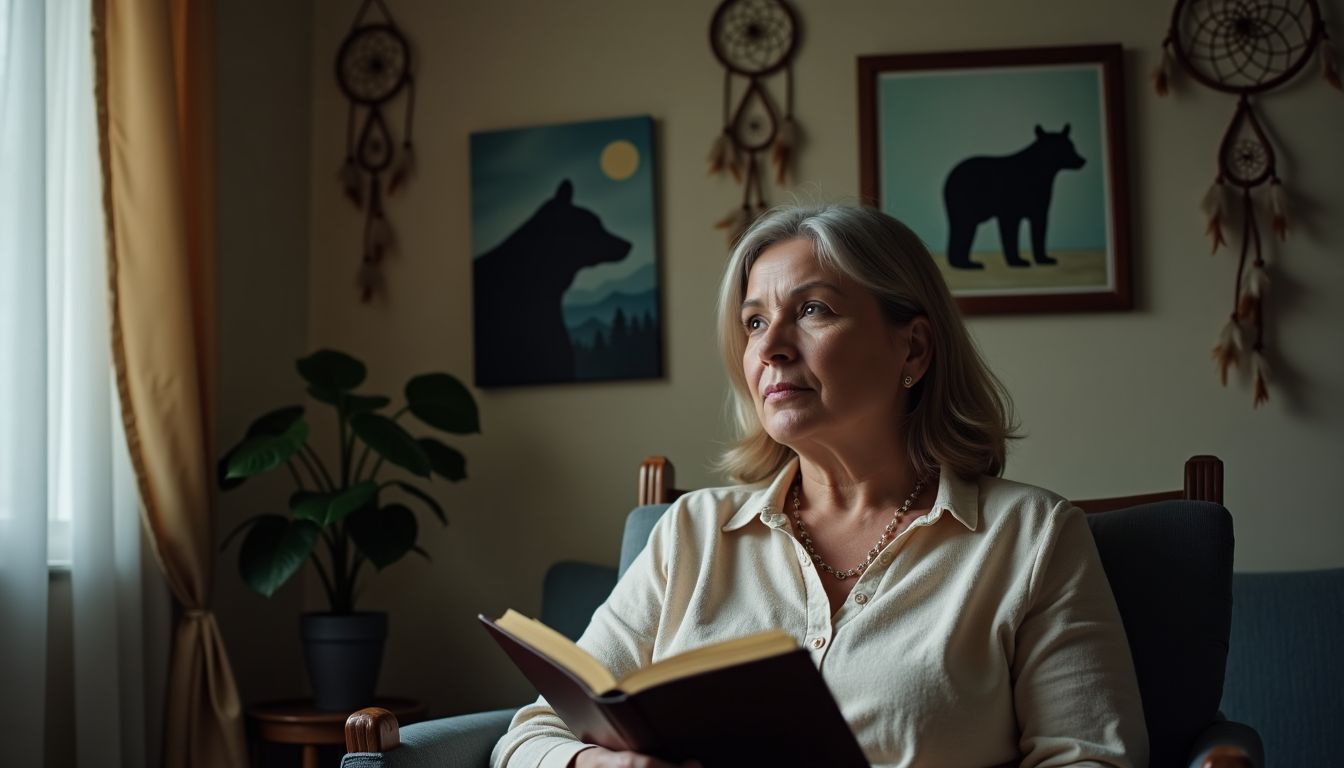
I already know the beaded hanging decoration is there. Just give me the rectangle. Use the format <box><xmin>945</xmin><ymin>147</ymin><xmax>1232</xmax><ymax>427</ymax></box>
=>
<box><xmin>1154</xmin><ymin>0</ymin><xmax>1339</xmax><ymax>407</ymax></box>
<box><xmin>707</xmin><ymin>0</ymin><xmax>801</xmax><ymax>244</ymax></box>
<box><xmin>336</xmin><ymin>0</ymin><xmax>417</xmax><ymax>302</ymax></box>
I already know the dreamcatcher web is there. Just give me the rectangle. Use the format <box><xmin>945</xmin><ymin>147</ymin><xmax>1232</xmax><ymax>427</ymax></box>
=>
<box><xmin>1156</xmin><ymin>0</ymin><xmax>1339</xmax><ymax>408</ymax></box>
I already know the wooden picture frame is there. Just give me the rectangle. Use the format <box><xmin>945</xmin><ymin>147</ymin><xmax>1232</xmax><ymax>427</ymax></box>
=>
<box><xmin>858</xmin><ymin>45</ymin><xmax>1132</xmax><ymax>314</ymax></box>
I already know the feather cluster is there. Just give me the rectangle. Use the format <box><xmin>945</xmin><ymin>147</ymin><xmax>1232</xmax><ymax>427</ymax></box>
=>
<box><xmin>1251</xmin><ymin>351</ymin><xmax>1271</xmax><ymax>408</ymax></box>
<box><xmin>1211</xmin><ymin>317</ymin><xmax>1244</xmax><ymax>386</ymax></box>
<box><xmin>1201</xmin><ymin>178</ymin><xmax>1229</xmax><ymax>253</ymax></box>
<box><xmin>715</xmin><ymin>205</ymin><xmax>754</xmax><ymax>247</ymax></box>
<box><xmin>357</xmin><ymin>260</ymin><xmax>383</xmax><ymax>303</ymax></box>
<box><xmin>1237</xmin><ymin>263</ymin><xmax>1270</xmax><ymax>325</ymax></box>
<box><xmin>1323</xmin><ymin>38</ymin><xmax>1342</xmax><ymax>91</ymax></box>
<box><xmin>771</xmin><ymin>117</ymin><xmax>797</xmax><ymax>185</ymax></box>
<box><xmin>708</xmin><ymin>130</ymin><xmax>743</xmax><ymax>182</ymax></box>
<box><xmin>1153</xmin><ymin>43</ymin><xmax>1174</xmax><ymax>97</ymax></box>
<box><xmin>1268</xmin><ymin>179</ymin><xmax>1288</xmax><ymax>240</ymax></box>
<box><xmin>340</xmin><ymin>157</ymin><xmax>364</xmax><ymax>209</ymax></box>
<box><xmin>366</xmin><ymin>213</ymin><xmax>393</xmax><ymax>262</ymax></box>
<box><xmin>388</xmin><ymin>142</ymin><xmax>416</xmax><ymax>196</ymax></box>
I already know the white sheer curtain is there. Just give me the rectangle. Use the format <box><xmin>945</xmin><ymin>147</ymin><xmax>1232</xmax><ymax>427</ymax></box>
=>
<box><xmin>0</xmin><ymin>0</ymin><xmax>50</xmax><ymax>761</ymax></box>
<box><xmin>1</xmin><ymin>1</ymin><xmax>167</xmax><ymax>765</ymax></box>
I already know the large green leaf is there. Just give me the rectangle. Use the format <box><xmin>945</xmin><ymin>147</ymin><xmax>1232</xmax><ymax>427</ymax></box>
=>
<box><xmin>225</xmin><ymin>418</ymin><xmax>310</xmax><ymax>479</ymax></box>
<box><xmin>306</xmin><ymin>385</ymin><xmax>340</xmax><ymax>406</ymax></box>
<box><xmin>405</xmin><ymin>373</ymin><xmax>480</xmax><ymax>434</ymax></box>
<box><xmin>218</xmin><ymin>406</ymin><xmax>306</xmax><ymax>490</ymax></box>
<box><xmin>289</xmin><ymin>482</ymin><xmax>377</xmax><ymax>527</ymax></box>
<box><xmin>417</xmin><ymin>438</ymin><xmax>467</xmax><ymax>482</ymax></box>
<box><xmin>348</xmin><ymin>504</ymin><xmax>417</xmax><ymax>569</ymax></box>
<box><xmin>237</xmin><ymin>515</ymin><xmax>319</xmax><ymax>597</ymax></box>
<box><xmin>344</xmin><ymin>394</ymin><xmax>391</xmax><ymax>415</ymax></box>
<box><xmin>390</xmin><ymin>480</ymin><xmax>446</xmax><ymax>525</ymax></box>
<box><xmin>327</xmin><ymin>481</ymin><xmax>378</xmax><ymax>524</ymax></box>
<box><xmin>297</xmin><ymin>350</ymin><xmax>366</xmax><ymax>395</ymax></box>
<box><xmin>290</xmin><ymin>490</ymin><xmax>330</xmax><ymax>526</ymax></box>
<box><xmin>246</xmin><ymin>406</ymin><xmax>306</xmax><ymax>438</ymax></box>
<box><xmin>351</xmin><ymin>413</ymin><xmax>430</xmax><ymax>477</ymax></box>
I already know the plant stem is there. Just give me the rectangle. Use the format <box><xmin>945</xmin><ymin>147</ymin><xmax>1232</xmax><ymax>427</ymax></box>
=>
<box><xmin>283</xmin><ymin>459</ymin><xmax>304</xmax><ymax>489</ymax></box>
<box><xmin>391</xmin><ymin>405</ymin><xmax>408</xmax><ymax>420</ymax></box>
<box><xmin>366</xmin><ymin>457</ymin><xmax>385</xmax><ymax>482</ymax></box>
<box><xmin>353</xmin><ymin>442</ymin><xmax>372</xmax><ymax>483</ymax></box>
<box><xmin>300</xmin><ymin>443</ymin><xmax>336</xmax><ymax>490</ymax></box>
<box><xmin>310</xmin><ymin>548</ymin><xmax>336</xmax><ymax>609</ymax></box>
<box><xmin>293</xmin><ymin>447</ymin><xmax>326</xmax><ymax>492</ymax></box>
<box><xmin>339</xmin><ymin>405</ymin><xmax>351</xmax><ymax>489</ymax></box>
<box><xmin>349</xmin><ymin>554</ymin><xmax>365</xmax><ymax>602</ymax></box>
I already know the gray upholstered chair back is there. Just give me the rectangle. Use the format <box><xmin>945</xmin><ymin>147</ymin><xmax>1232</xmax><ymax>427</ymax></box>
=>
<box><xmin>1086</xmin><ymin>500</ymin><xmax>1235</xmax><ymax>767</ymax></box>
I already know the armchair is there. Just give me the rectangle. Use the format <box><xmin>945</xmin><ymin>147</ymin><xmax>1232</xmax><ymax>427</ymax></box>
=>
<box><xmin>343</xmin><ymin>455</ymin><xmax>1259</xmax><ymax>768</ymax></box>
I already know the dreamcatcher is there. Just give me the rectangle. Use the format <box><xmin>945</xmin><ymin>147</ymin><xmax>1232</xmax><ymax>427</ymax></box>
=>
<box><xmin>336</xmin><ymin>0</ymin><xmax>417</xmax><ymax>302</ymax></box>
<box><xmin>1154</xmin><ymin>0</ymin><xmax>1339</xmax><ymax>407</ymax></box>
<box><xmin>707</xmin><ymin>0</ymin><xmax>801</xmax><ymax>244</ymax></box>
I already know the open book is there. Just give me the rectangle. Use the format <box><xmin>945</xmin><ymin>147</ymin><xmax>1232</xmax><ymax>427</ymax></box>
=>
<box><xmin>480</xmin><ymin>610</ymin><xmax>869</xmax><ymax>767</ymax></box>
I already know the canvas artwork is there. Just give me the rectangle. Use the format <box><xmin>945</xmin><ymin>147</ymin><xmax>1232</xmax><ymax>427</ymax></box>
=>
<box><xmin>470</xmin><ymin>116</ymin><xmax>661</xmax><ymax>387</ymax></box>
<box><xmin>859</xmin><ymin>46</ymin><xmax>1131</xmax><ymax>314</ymax></box>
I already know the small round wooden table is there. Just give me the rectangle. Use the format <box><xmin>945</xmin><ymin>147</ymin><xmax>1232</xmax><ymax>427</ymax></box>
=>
<box><xmin>247</xmin><ymin>697</ymin><xmax>425</xmax><ymax>768</ymax></box>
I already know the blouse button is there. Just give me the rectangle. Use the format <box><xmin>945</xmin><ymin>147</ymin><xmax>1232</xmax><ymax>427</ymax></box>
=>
<box><xmin>810</xmin><ymin>637</ymin><xmax>826</xmax><ymax>649</ymax></box>
<box><xmin>853</xmin><ymin>592</ymin><xmax>869</xmax><ymax>605</ymax></box>
<box><xmin>879</xmin><ymin>552</ymin><xmax>893</xmax><ymax>566</ymax></box>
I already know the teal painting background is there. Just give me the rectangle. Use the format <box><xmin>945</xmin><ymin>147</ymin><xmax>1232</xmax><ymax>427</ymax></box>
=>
<box><xmin>878</xmin><ymin>64</ymin><xmax>1109</xmax><ymax>256</ymax></box>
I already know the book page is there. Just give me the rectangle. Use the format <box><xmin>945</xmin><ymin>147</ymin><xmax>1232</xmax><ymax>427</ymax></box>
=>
<box><xmin>495</xmin><ymin>610</ymin><xmax>619</xmax><ymax>694</ymax></box>
<box><xmin>619</xmin><ymin>629</ymin><xmax>796</xmax><ymax>694</ymax></box>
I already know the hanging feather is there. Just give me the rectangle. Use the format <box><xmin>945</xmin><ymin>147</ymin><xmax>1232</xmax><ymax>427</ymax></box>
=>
<box><xmin>1238</xmin><ymin>262</ymin><xmax>1270</xmax><ymax>323</ymax></box>
<box><xmin>1268</xmin><ymin>179</ymin><xmax>1288</xmax><ymax>239</ymax></box>
<box><xmin>367</xmin><ymin>213</ymin><xmax>394</xmax><ymax>262</ymax></box>
<box><xmin>1236</xmin><ymin>292</ymin><xmax>1260</xmax><ymax>326</ymax></box>
<box><xmin>707</xmin><ymin>130</ymin><xmax>735</xmax><ymax>179</ymax></box>
<box><xmin>388</xmin><ymin>142</ymin><xmax>416</xmax><ymax>196</ymax></box>
<box><xmin>1153</xmin><ymin>42</ymin><xmax>1174</xmax><ymax>96</ymax></box>
<box><xmin>1245</xmin><ymin>262</ymin><xmax>1270</xmax><ymax>299</ymax></box>
<box><xmin>715</xmin><ymin>205</ymin><xmax>753</xmax><ymax>246</ymax></box>
<box><xmin>357</xmin><ymin>260</ymin><xmax>383</xmax><ymax>303</ymax></box>
<box><xmin>1323</xmin><ymin>37</ymin><xmax>1342</xmax><ymax>90</ymax></box>
<box><xmin>340</xmin><ymin>157</ymin><xmax>364</xmax><ymax>208</ymax></box>
<box><xmin>1211</xmin><ymin>317</ymin><xmax>1244</xmax><ymax>386</ymax></box>
<box><xmin>770</xmin><ymin>117</ymin><xmax>797</xmax><ymax>184</ymax></box>
<box><xmin>1251</xmin><ymin>351</ymin><xmax>1271</xmax><ymax>408</ymax></box>
<box><xmin>1200</xmin><ymin>178</ymin><xmax>1229</xmax><ymax>253</ymax></box>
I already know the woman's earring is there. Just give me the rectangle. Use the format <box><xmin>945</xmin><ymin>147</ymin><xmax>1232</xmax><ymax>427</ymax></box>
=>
<box><xmin>903</xmin><ymin>375</ymin><xmax>914</xmax><ymax>388</ymax></box>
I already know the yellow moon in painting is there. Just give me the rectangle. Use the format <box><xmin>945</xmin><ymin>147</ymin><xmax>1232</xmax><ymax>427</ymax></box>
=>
<box><xmin>600</xmin><ymin>140</ymin><xmax>640</xmax><ymax>180</ymax></box>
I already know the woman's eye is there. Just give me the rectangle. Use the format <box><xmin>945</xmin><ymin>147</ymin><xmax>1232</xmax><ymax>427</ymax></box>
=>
<box><xmin>744</xmin><ymin>316</ymin><xmax>764</xmax><ymax>332</ymax></box>
<box><xmin>801</xmin><ymin>302</ymin><xmax>828</xmax><ymax>317</ymax></box>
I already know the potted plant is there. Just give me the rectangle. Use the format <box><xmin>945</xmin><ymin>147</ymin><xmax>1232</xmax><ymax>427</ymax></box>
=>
<box><xmin>219</xmin><ymin>349</ymin><xmax>479</xmax><ymax>710</ymax></box>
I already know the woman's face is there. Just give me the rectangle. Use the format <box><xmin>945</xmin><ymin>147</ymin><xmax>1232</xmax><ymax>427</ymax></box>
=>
<box><xmin>740</xmin><ymin>238</ymin><xmax>920</xmax><ymax>453</ymax></box>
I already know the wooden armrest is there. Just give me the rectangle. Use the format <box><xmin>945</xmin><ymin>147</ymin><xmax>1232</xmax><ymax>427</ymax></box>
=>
<box><xmin>345</xmin><ymin>706</ymin><xmax>401</xmax><ymax>753</ymax></box>
<box><xmin>1199</xmin><ymin>745</ymin><xmax>1253</xmax><ymax>768</ymax></box>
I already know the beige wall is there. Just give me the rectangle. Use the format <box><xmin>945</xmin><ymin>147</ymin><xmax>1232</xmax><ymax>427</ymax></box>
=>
<box><xmin>216</xmin><ymin>0</ymin><xmax>1344</xmax><ymax>716</ymax></box>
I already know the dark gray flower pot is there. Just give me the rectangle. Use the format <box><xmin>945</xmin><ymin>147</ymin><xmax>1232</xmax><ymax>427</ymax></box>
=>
<box><xmin>300</xmin><ymin>612</ymin><xmax>387</xmax><ymax>711</ymax></box>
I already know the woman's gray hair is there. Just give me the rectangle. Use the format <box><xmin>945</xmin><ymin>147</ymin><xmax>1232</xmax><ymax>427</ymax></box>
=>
<box><xmin>714</xmin><ymin>203</ymin><xmax>1019</xmax><ymax>483</ymax></box>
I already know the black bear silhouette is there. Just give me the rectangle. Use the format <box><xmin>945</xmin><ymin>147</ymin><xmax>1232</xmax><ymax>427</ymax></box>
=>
<box><xmin>942</xmin><ymin>124</ymin><xmax>1086</xmax><ymax>270</ymax></box>
<box><xmin>473</xmin><ymin>179</ymin><xmax>632</xmax><ymax>386</ymax></box>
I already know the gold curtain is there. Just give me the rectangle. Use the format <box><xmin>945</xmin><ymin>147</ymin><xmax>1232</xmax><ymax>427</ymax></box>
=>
<box><xmin>94</xmin><ymin>0</ymin><xmax>245</xmax><ymax>765</ymax></box>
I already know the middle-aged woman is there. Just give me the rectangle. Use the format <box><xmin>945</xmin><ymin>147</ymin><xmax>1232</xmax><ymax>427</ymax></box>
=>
<box><xmin>492</xmin><ymin>204</ymin><xmax>1148</xmax><ymax>768</ymax></box>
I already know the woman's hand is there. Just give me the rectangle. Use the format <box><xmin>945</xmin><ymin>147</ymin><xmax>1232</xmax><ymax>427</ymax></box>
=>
<box><xmin>571</xmin><ymin>745</ymin><xmax>702</xmax><ymax>768</ymax></box>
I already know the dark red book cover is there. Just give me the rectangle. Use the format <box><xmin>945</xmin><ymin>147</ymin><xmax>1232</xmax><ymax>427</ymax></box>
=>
<box><xmin>480</xmin><ymin>615</ymin><xmax>869</xmax><ymax>767</ymax></box>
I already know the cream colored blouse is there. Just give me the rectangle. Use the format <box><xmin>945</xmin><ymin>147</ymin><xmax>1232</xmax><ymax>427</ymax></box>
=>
<box><xmin>491</xmin><ymin>459</ymin><xmax>1149</xmax><ymax>768</ymax></box>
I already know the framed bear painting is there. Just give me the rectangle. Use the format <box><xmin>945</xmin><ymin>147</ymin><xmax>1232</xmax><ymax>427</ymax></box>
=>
<box><xmin>469</xmin><ymin>115</ymin><xmax>662</xmax><ymax>387</ymax></box>
<box><xmin>858</xmin><ymin>45</ymin><xmax>1132</xmax><ymax>314</ymax></box>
